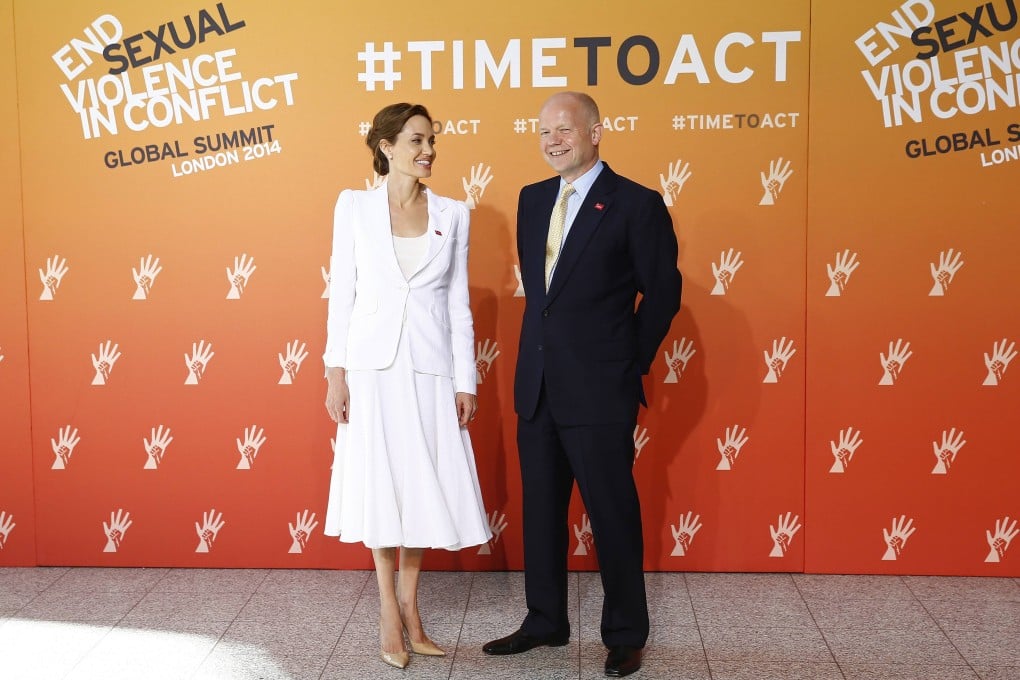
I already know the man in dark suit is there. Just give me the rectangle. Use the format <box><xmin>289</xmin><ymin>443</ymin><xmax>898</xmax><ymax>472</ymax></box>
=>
<box><xmin>483</xmin><ymin>92</ymin><xmax>682</xmax><ymax>677</ymax></box>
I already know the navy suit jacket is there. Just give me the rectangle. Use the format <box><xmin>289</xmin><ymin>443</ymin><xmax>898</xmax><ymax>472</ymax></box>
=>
<box><xmin>514</xmin><ymin>163</ymin><xmax>682</xmax><ymax>426</ymax></box>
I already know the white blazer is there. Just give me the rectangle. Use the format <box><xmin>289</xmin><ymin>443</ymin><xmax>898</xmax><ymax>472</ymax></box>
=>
<box><xmin>323</xmin><ymin>183</ymin><xmax>477</xmax><ymax>395</ymax></box>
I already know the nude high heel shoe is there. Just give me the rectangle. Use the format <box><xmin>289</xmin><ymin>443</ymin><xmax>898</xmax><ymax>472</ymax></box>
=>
<box><xmin>407</xmin><ymin>636</ymin><xmax>446</xmax><ymax>657</ymax></box>
<box><xmin>380</xmin><ymin>649</ymin><xmax>410</xmax><ymax>669</ymax></box>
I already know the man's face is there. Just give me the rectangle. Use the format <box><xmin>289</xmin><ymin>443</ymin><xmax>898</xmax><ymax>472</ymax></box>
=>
<box><xmin>538</xmin><ymin>97</ymin><xmax>601</xmax><ymax>182</ymax></box>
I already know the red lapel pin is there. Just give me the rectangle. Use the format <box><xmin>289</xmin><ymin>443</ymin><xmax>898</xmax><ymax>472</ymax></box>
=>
<box><xmin>435</xmin><ymin>230</ymin><xmax>442</xmax><ymax>235</ymax></box>
<box><xmin>594</xmin><ymin>203</ymin><xmax>604</xmax><ymax>210</ymax></box>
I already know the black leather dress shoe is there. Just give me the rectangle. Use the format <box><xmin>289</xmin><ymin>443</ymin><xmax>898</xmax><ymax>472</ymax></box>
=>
<box><xmin>482</xmin><ymin>629</ymin><xmax>570</xmax><ymax>655</ymax></box>
<box><xmin>604</xmin><ymin>645</ymin><xmax>642</xmax><ymax>677</ymax></box>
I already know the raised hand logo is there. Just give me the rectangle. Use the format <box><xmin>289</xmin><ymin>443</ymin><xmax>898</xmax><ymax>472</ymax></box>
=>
<box><xmin>320</xmin><ymin>265</ymin><xmax>330</xmax><ymax>299</ymax></box>
<box><xmin>184</xmin><ymin>340</ymin><xmax>214</xmax><ymax>384</ymax></box>
<box><xmin>826</xmin><ymin>249</ymin><xmax>860</xmax><ymax>296</ymax></box>
<box><xmin>711</xmin><ymin>248</ymin><xmax>744</xmax><ymax>296</ymax></box>
<box><xmin>365</xmin><ymin>171</ymin><xmax>385</xmax><ymax>190</ymax></box>
<box><xmin>102</xmin><ymin>509</ymin><xmax>132</xmax><ymax>553</ymax></box>
<box><xmin>759</xmin><ymin>157</ymin><xmax>793</xmax><ymax>206</ymax></box>
<box><xmin>91</xmin><ymin>341</ymin><xmax>121</xmax><ymax>386</ymax></box>
<box><xmin>929</xmin><ymin>248</ymin><xmax>963</xmax><ymax>296</ymax></box>
<box><xmin>769</xmin><ymin>512</ymin><xmax>802</xmax><ymax>557</ymax></box>
<box><xmin>659</xmin><ymin>158</ymin><xmax>692</xmax><ymax>207</ymax></box>
<box><xmin>236</xmin><ymin>425</ymin><xmax>267</xmax><ymax>470</ymax></box>
<box><xmin>143</xmin><ymin>425</ymin><xmax>173</xmax><ymax>470</ymax></box>
<box><xmin>663</xmin><ymin>337</ymin><xmax>696</xmax><ymax>384</ymax></box>
<box><xmin>512</xmin><ymin>264</ymin><xmax>524</xmax><ymax>297</ymax></box>
<box><xmin>983</xmin><ymin>338</ymin><xmax>1017</xmax><ymax>386</ymax></box>
<box><xmin>226</xmin><ymin>253</ymin><xmax>256</xmax><ymax>299</ymax></box>
<box><xmin>985</xmin><ymin>516</ymin><xmax>1018</xmax><ymax>563</ymax></box>
<box><xmin>633</xmin><ymin>425</ymin><xmax>650</xmax><ymax>462</ymax></box>
<box><xmin>0</xmin><ymin>511</ymin><xmax>15</xmax><ymax>549</ymax></box>
<box><xmin>478</xmin><ymin>509</ymin><xmax>508</xmax><ymax>555</ymax></box>
<box><xmin>573</xmin><ymin>513</ymin><xmax>594</xmax><ymax>556</ymax></box>
<box><xmin>195</xmin><ymin>509</ymin><xmax>225</xmax><ymax>553</ymax></box>
<box><xmin>716</xmin><ymin>424</ymin><xmax>749</xmax><ymax>471</ymax></box>
<box><xmin>881</xmin><ymin>515</ymin><xmax>916</xmax><ymax>561</ymax></box>
<box><xmin>38</xmin><ymin>255</ymin><xmax>69</xmax><ymax>301</ymax></box>
<box><xmin>931</xmin><ymin>428</ymin><xmax>966</xmax><ymax>475</ymax></box>
<box><xmin>763</xmin><ymin>337</ymin><xmax>796</xmax><ymax>383</ymax></box>
<box><xmin>288</xmin><ymin>510</ymin><xmax>319</xmax><ymax>554</ymax></box>
<box><xmin>829</xmin><ymin>426</ymin><xmax>863</xmax><ymax>473</ymax></box>
<box><xmin>131</xmin><ymin>254</ymin><xmax>163</xmax><ymax>300</ymax></box>
<box><xmin>670</xmin><ymin>511</ymin><xmax>702</xmax><ymax>557</ymax></box>
<box><xmin>278</xmin><ymin>339</ymin><xmax>309</xmax><ymax>385</ymax></box>
<box><xmin>879</xmin><ymin>339</ymin><xmax>912</xmax><ymax>385</ymax></box>
<box><xmin>51</xmin><ymin>425</ymin><xmax>81</xmax><ymax>470</ymax></box>
<box><xmin>462</xmin><ymin>162</ymin><xmax>494</xmax><ymax>209</ymax></box>
<box><xmin>476</xmin><ymin>339</ymin><xmax>500</xmax><ymax>384</ymax></box>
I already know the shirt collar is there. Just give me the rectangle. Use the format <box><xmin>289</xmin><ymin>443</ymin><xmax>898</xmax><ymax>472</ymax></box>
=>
<box><xmin>559</xmin><ymin>160</ymin><xmax>604</xmax><ymax>202</ymax></box>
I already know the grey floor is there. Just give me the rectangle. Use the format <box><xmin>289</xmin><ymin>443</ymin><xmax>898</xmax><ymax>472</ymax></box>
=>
<box><xmin>0</xmin><ymin>568</ymin><xmax>1017</xmax><ymax>679</ymax></box>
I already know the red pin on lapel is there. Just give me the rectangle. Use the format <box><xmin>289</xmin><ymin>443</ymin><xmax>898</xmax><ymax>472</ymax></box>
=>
<box><xmin>594</xmin><ymin>203</ymin><xmax>605</xmax><ymax>210</ymax></box>
<box><xmin>435</xmin><ymin>230</ymin><xmax>442</xmax><ymax>235</ymax></box>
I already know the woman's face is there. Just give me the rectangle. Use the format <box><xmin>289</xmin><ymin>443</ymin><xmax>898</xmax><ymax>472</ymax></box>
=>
<box><xmin>383</xmin><ymin>115</ymin><xmax>436</xmax><ymax>179</ymax></box>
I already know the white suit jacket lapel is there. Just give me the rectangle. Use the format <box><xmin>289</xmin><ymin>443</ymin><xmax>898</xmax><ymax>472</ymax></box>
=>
<box><xmin>410</xmin><ymin>188</ymin><xmax>451</xmax><ymax>278</ymax></box>
<box><xmin>369</xmin><ymin>183</ymin><xmax>406</xmax><ymax>281</ymax></box>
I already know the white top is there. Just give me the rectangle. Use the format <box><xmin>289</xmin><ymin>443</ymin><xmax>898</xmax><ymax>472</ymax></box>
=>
<box><xmin>393</xmin><ymin>232</ymin><xmax>428</xmax><ymax>280</ymax></box>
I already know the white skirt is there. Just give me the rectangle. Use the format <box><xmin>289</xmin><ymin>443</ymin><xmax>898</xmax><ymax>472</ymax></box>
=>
<box><xmin>324</xmin><ymin>325</ymin><xmax>492</xmax><ymax>550</ymax></box>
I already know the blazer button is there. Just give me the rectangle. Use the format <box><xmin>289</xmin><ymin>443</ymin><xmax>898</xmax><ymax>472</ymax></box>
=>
<box><xmin>537</xmin><ymin>345</ymin><xmax>543</xmax><ymax>351</ymax></box>
<box><xmin>542</xmin><ymin>309</ymin><xmax>549</xmax><ymax>317</ymax></box>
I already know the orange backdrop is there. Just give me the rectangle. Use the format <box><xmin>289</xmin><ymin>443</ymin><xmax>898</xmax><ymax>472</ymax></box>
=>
<box><xmin>1</xmin><ymin>0</ymin><xmax>1016</xmax><ymax>576</ymax></box>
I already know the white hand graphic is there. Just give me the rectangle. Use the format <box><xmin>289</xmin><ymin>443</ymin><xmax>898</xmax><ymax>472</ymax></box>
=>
<box><xmin>143</xmin><ymin>425</ymin><xmax>173</xmax><ymax>470</ymax></box>
<box><xmin>184</xmin><ymin>340</ymin><xmax>214</xmax><ymax>385</ymax></box>
<box><xmin>226</xmin><ymin>253</ymin><xmax>256</xmax><ymax>299</ymax></box>
<box><xmin>573</xmin><ymin>513</ymin><xmax>594</xmax><ymax>556</ymax></box>
<box><xmin>38</xmin><ymin>255</ymin><xmax>69</xmax><ymax>301</ymax></box>
<box><xmin>931</xmin><ymin>427</ymin><xmax>966</xmax><ymax>475</ymax></box>
<box><xmin>103</xmin><ymin>509</ymin><xmax>132</xmax><ymax>553</ymax></box>
<box><xmin>91</xmin><ymin>340</ymin><xmax>121</xmax><ymax>386</ymax></box>
<box><xmin>633</xmin><ymin>425</ymin><xmax>650</xmax><ymax>462</ymax></box>
<box><xmin>983</xmin><ymin>338</ymin><xmax>1017</xmax><ymax>386</ymax></box>
<box><xmin>365</xmin><ymin>171</ymin><xmax>385</xmax><ymax>190</ymax></box>
<box><xmin>985</xmin><ymin>516</ymin><xmax>1019</xmax><ymax>563</ymax></box>
<box><xmin>881</xmin><ymin>515</ymin><xmax>916</xmax><ymax>560</ymax></box>
<box><xmin>475</xmin><ymin>339</ymin><xmax>500</xmax><ymax>384</ymax></box>
<box><xmin>462</xmin><ymin>162</ymin><xmax>494</xmax><ymax>209</ymax></box>
<box><xmin>320</xmin><ymin>265</ymin><xmax>330</xmax><ymax>299</ymax></box>
<box><xmin>769</xmin><ymin>512</ymin><xmax>802</xmax><ymax>557</ymax></box>
<box><xmin>512</xmin><ymin>264</ymin><xmax>524</xmax><ymax>297</ymax></box>
<box><xmin>716</xmin><ymin>424</ymin><xmax>749</xmax><ymax>471</ymax></box>
<box><xmin>829</xmin><ymin>426</ymin><xmax>863</xmax><ymax>473</ymax></box>
<box><xmin>663</xmin><ymin>338</ymin><xmax>696</xmax><ymax>384</ymax></box>
<box><xmin>278</xmin><ymin>339</ymin><xmax>309</xmax><ymax>385</ymax></box>
<box><xmin>670</xmin><ymin>511</ymin><xmax>702</xmax><ymax>557</ymax></box>
<box><xmin>236</xmin><ymin>425</ymin><xmax>267</xmax><ymax>470</ymax></box>
<box><xmin>825</xmin><ymin>249</ymin><xmax>860</xmax><ymax>296</ymax></box>
<box><xmin>0</xmin><ymin>511</ymin><xmax>14</xmax><ymax>549</ymax></box>
<box><xmin>131</xmin><ymin>254</ymin><xmax>163</xmax><ymax>300</ymax></box>
<box><xmin>51</xmin><ymin>425</ymin><xmax>81</xmax><ymax>470</ymax></box>
<box><xmin>659</xmin><ymin>158</ymin><xmax>692</xmax><ymax>207</ymax></box>
<box><xmin>759</xmin><ymin>157</ymin><xmax>793</xmax><ymax>206</ymax></box>
<box><xmin>478</xmin><ymin>510</ymin><xmax>508</xmax><ymax>555</ymax></box>
<box><xmin>879</xmin><ymin>339</ymin><xmax>912</xmax><ymax>385</ymax></box>
<box><xmin>195</xmin><ymin>509</ymin><xmax>225</xmax><ymax>553</ymax></box>
<box><xmin>763</xmin><ymin>336</ymin><xmax>796</xmax><ymax>383</ymax></box>
<box><xmin>289</xmin><ymin>510</ymin><xmax>319</xmax><ymax>554</ymax></box>
<box><xmin>710</xmin><ymin>248</ymin><xmax>744</xmax><ymax>296</ymax></box>
<box><xmin>929</xmin><ymin>248</ymin><xmax>964</xmax><ymax>296</ymax></box>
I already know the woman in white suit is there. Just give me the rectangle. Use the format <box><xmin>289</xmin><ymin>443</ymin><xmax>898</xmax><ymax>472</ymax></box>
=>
<box><xmin>323</xmin><ymin>103</ymin><xmax>491</xmax><ymax>670</ymax></box>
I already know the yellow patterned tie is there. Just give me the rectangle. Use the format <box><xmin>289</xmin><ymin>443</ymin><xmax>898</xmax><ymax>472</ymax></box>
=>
<box><xmin>545</xmin><ymin>183</ymin><xmax>575</xmax><ymax>290</ymax></box>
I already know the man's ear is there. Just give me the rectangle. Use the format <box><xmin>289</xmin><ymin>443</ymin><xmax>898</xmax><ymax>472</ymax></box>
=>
<box><xmin>590</xmin><ymin>123</ymin><xmax>603</xmax><ymax>145</ymax></box>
